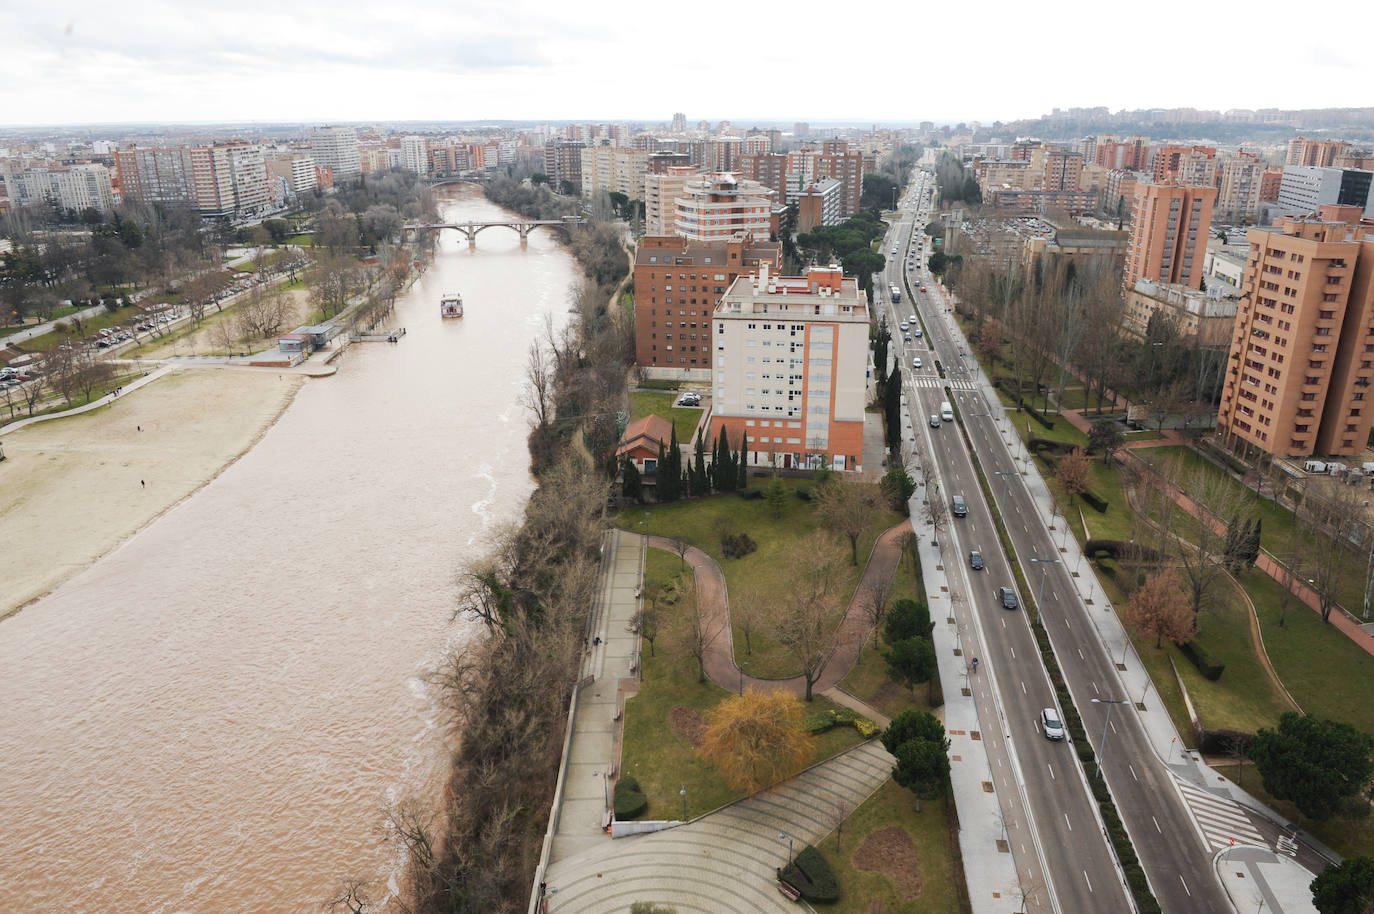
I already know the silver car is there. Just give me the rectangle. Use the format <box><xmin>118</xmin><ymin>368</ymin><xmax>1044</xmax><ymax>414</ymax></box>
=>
<box><xmin>1040</xmin><ymin>708</ymin><xmax>1065</xmax><ymax>740</ymax></box>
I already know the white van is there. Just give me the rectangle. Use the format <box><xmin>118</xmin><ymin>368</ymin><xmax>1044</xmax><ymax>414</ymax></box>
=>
<box><xmin>940</xmin><ymin>401</ymin><xmax>954</xmax><ymax>422</ymax></box>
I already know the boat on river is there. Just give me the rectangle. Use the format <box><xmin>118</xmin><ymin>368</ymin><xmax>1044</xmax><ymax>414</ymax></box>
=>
<box><xmin>440</xmin><ymin>292</ymin><xmax>463</xmax><ymax>318</ymax></box>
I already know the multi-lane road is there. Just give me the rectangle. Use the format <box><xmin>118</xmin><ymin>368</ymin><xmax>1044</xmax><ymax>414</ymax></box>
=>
<box><xmin>881</xmin><ymin>174</ymin><xmax>1232</xmax><ymax>913</ymax></box>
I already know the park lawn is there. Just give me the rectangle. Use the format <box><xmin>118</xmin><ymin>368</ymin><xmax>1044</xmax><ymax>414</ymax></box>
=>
<box><xmin>621</xmin><ymin>553</ymin><xmax>871</xmax><ymax>821</ymax></box>
<box><xmin>813</xmin><ymin>780</ymin><xmax>967</xmax><ymax>914</ymax></box>
<box><xmin>1174</xmin><ymin>576</ymin><xmax>1294</xmax><ymax>734</ymax></box>
<box><xmin>839</xmin><ymin>554</ymin><xmax>934</xmax><ymax>721</ymax></box>
<box><xmin>618</xmin><ymin>482</ymin><xmax>903</xmax><ymax>678</ymax></box>
<box><xmin>1243</xmin><ymin>568</ymin><xmax>1374</xmax><ymax>736</ymax></box>
<box><xmin>285</xmin><ymin>234</ymin><xmax>315</xmax><ymax>248</ymax></box>
<box><xmin>628</xmin><ymin>390</ymin><xmax>702</xmax><ymax>446</ymax></box>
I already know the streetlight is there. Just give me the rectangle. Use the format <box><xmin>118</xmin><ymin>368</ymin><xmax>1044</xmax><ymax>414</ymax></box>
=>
<box><xmin>738</xmin><ymin>661</ymin><xmax>750</xmax><ymax>696</ymax></box>
<box><xmin>680</xmin><ymin>785</ymin><xmax>688</xmax><ymax>822</ymax></box>
<box><xmin>1029</xmin><ymin>557</ymin><xmax>1061</xmax><ymax>616</ymax></box>
<box><xmin>1091</xmin><ymin>698</ymin><xmax>1132</xmax><ymax>777</ymax></box>
<box><xmin>778</xmin><ymin>830</ymin><xmax>795</xmax><ymax>867</ymax></box>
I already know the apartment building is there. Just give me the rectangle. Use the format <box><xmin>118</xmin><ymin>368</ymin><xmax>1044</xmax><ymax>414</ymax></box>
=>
<box><xmin>1123</xmin><ymin>182</ymin><xmax>1217</xmax><ymax>289</ymax></box>
<box><xmin>267</xmin><ymin>155</ymin><xmax>317</xmax><ymax>197</ymax></box>
<box><xmin>709</xmin><ymin>263</ymin><xmax>868</xmax><ymax>472</ymax></box>
<box><xmin>1276</xmin><ymin>165</ymin><xmax>1374</xmax><ymax>220</ymax></box>
<box><xmin>1217</xmin><ymin>155</ymin><xmax>1264</xmax><ymax>221</ymax></box>
<box><xmin>1287</xmin><ymin>137</ymin><xmax>1346</xmax><ymax>167</ymax></box>
<box><xmin>1151</xmin><ymin>145</ymin><xmax>1216</xmax><ymax>182</ymax></box>
<box><xmin>737</xmin><ymin>152</ymin><xmax>787</xmax><ymax>202</ymax></box>
<box><xmin>115</xmin><ymin>143</ymin><xmax>269</xmax><ymax>218</ymax></box>
<box><xmin>580</xmin><ymin>146</ymin><xmax>652</xmax><ymax>201</ymax></box>
<box><xmin>311</xmin><ymin>126</ymin><xmax>361</xmax><ymax>180</ymax></box>
<box><xmin>675</xmin><ymin>173</ymin><xmax>775</xmax><ymax>243</ymax></box>
<box><xmin>643</xmin><ymin>166</ymin><xmax>701</xmax><ymax>236</ymax></box>
<box><xmin>795</xmin><ymin>178</ymin><xmax>844</xmax><ymax>232</ymax></box>
<box><xmin>1095</xmin><ymin>136</ymin><xmax>1150</xmax><ymax>172</ymax></box>
<box><xmin>6</xmin><ymin>164</ymin><xmax>115</xmax><ymax>213</ymax></box>
<box><xmin>1102</xmin><ymin>169</ymin><xmax>1139</xmax><ymax>217</ymax></box>
<box><xmin>1259</xmin><ymin>166</ymin><xmax>1284</xmax><ymax>203</ymax></box>
<box><xmin>1217</xmin><ymin>207</ymin><xmax>1374</xmax><ymax>458</ymax></box>
<box><xmin>543</xmin><ymin>139</ymin><xmax>585</xmax><ymax>192</ymax></box>
<box><xmin>632</xmin><ymin>233</ymin><xmax>781</xmax><ymax>378</ymax></box>
<box><xmin>1122</xmin><ymin>279</ymin><xmax>1237</xmax><ymax>345</ymax></box>
<box><xmin>401</xmin><ymin>136</ymin><xmax>429</xmax><ymax>176</ymax></box>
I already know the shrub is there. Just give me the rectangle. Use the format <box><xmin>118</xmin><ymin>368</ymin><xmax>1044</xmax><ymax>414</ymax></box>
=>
<box><xmin>1081</xmin><ymin>490</ymin><xmax>1110</xmax><ymax>514</ymax></box>
<box><xmin>1083</xmin><ymin>539</ymin><xmax>1167</xmax><ymax>563</ymax></box>
<box><xmin>854</xmin><ymin>717</ymin><xmax>881</xmax><ymax>739</ymax></box>
<box><xmin>613</xmin><ymin>776</ymin><xmax>648</xmax><ymax>820</ymax></box>
<box><xmin>804</xmin><ymin>712</ymin><xmax>837</xmax><ymax>734</ymax></box>
<box><xmin>1028</xmin><ymin>436</ymin><xmax>1076</xmax><ymax>456</ymax></box>
<box><xmin>794</xmin><ymin>486</ymin><xmax>814</xmax><ymax>501</ymax></box>
<box><xmin>1179</xmin><ymin>640</ymin><xmax>1225</xmax><ymax>681</ymax></box>
<box><xmin>1024</xmin><ymin>403</ymin><xmax>1056</xmax><ymax>429</ymax></box>
<box><xmin>778</xmin><ymin>845</ymin><xmax>838</xmax><ymax>903</ymax></box>
<box><xmin>1196</xmin><ymin>728</ymin><xmax>1254</xmax><ymax>756</ymax></box>
<box><xmin>721</xmin><ymin>532</ymin><xmax>757</xmax><ymax>559</ymax></box>
<box><xmin>738</xmin><ymin>487</ymin><xmax>764</xmax><ymax>500</ymax></box>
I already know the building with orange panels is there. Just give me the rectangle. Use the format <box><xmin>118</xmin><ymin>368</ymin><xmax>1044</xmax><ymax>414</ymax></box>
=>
<box><xmin>633</xmin><ymin>233</ymin><xmax>780</xmax><ymax>379</ymax></box>
<box><xmin>1287</xmin><ymin>137</ymin><xmax>1346</xmax><ymax>167</ymax></box>
<box><xmin>1217</xmin><ymin>207</ymin><xmax>1374</xmax><ymax>458</ymax></box>
<box><xmin>1095</xmin><ymin>136</ymin><xmax>1150</xmax><ymax>171</ymax></box>
<box><xmin>709</xmin><ymin>262</ymin><xmax>868</xmax><ymax>472</ymax></box>
<box><xmin>1151</xmin><ymin>145</ymin><xmax>1216</xmax><ymax>183</ymax></box>
<box><xmin>1259</xmin><ymin>166</ymin><xmax>1284</xmax><ymax>202</ymax></box>
<box><xmin>1123</xmin><ymin>182</ymin><xmax>1217</xmax><ymax>290</ymax></box>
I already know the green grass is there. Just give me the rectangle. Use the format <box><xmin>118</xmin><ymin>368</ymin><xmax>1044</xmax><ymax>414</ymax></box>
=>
<box><xmin>628</xmin><ymin>390</ymin><xmax>702</xmax><ymax>446</ymax></box>
<box><xmin>617</xmin><ymin>483</ymin><xmax>902</xmax><ymax>677</ymax></box>
<box><xmin>621</xmin><ymin>553</ymin><xmax>869</xmax><ymax>820</ymax></box>
<box><xmin>813</xmin><ymin>780</ymin><xmax>968</xmax><ymax>914</ymax></box>
<box><xmin>285</xmin><ymin>234</ymin><xmax>315</xmax><ymax>248</ymax></box>
<box><xmin>839</xmin><ymin>551</ymin><xmax>932</xmax><ymax>720</ymax></box>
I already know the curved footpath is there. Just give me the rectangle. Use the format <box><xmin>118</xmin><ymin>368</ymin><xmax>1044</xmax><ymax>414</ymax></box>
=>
<box><xmin>647</xmin><ymin>522</ymin><xmax>909</xmax><ymax>697</ymax></box>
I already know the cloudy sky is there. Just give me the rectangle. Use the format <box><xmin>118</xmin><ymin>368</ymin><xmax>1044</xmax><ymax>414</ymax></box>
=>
<box><xmin>3</xmin><ymin>0</ymin><xmax>1368</xmax><ymax>127</ymax></box>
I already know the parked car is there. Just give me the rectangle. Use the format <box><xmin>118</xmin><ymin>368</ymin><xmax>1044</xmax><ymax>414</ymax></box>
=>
<box><xmin>998</xmin><ymin>586</ymin><xmax>1019</xmax><ymax>610</ymax></box>
<box><xmin>1040</xmin><ymin>708</ymin><xmax>1065</xmax><ymax>740</ymax></box>
<box><xmin>678</xmin><ymin>392</ymin><xmax>701</xmax><ymax>406</ymax></box>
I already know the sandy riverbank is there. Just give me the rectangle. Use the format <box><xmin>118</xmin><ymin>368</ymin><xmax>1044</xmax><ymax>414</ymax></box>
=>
<box><xmin>0</xmin><ymin>367</ymin><xmax>304</xmax><ymax>619</ymax></box>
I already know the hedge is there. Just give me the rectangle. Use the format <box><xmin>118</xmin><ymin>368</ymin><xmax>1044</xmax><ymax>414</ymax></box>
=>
<box><xmin>794</xmin><ymin>486</ymin><xmax>814</xmax><ymax>501</ymax></box>
<box><xmin>614</xmin><ymin>775</ymin><xmax>648</xmax><ymax>820</ymax></box>
<box><xmin>1029</xmin><ymin>436</ymin><xmax>1076</xmax><ymax>456</ymax></box>
<box><xmin>1195</xmin><ymin>727</ymin><xmax>1254</xmax><ymax>756</ymax></box>
<box><xmin>778</xmin><ymin>845</ymin><xmax>838</xmax><ymax>903</ymax></box>
<box><xmin>1024</xmin><ymin>403</ymin><xmax>1056</xmax><ymax>430</ymax></box>
<box><xmin>738</xmin><ymin>487</ymin><xmax>764</xmax><ymax>500</ymax></box>
<box><xmin>721</xmin><ymin>532</ymin><xmax>757</xmax><ymax>559</ymax></box>
<box><xmin>1083</xmin><ymin>539</ymin><xmax>1167</xmax><ymax>564</ymax></box>
<box><xmin>1179</xmin><ymin>641</ymin><xmax>1225</xmax><ymax>681</ymax></box>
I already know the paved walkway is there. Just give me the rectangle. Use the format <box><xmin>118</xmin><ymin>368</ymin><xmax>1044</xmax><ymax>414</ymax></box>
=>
<box><xmin>544</xmin><ymin>740</ymin><xmax>893</xmax><ymax>913</ymax></box>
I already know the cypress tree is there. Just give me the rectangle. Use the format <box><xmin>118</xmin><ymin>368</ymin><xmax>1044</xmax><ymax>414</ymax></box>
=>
<box><xmin>693</xmin><ymin>433</ymin><xmax>709</xmax><ymax>495</ymax></box>
<box><xmin>1223</xmin><ymin>514</ymin><xmax>1242</xmax><ymax>571</ymax></box>
<box><xmin>737</xmin><ymin>434</ymin><xmax>749</xmax><ymax>489</ymax></box>
<box><xmin>656</xmin><ymin>442</ymin><xmax>671</xmax><ymax>502</ymax></box>
<box><xmin>1247</xmin><ymin>518</ymin><xmax>1262</xmax><ymax>568</ymax></box>
<box><xmin>662</xmin><ymin>426</ymin><xmax>681</xmax><ymax>502</ymax></box>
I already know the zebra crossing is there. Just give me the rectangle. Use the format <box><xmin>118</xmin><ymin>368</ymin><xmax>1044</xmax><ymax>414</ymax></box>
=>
<box><xmin>1175</xmin><ymin>776</ymin><xmax>1268</xmax><ymax>851</ymax></box>
<box><xmin>909</xmin><ymin>376</ymin><xmax>978</xmax><ymax>391</ymax></box>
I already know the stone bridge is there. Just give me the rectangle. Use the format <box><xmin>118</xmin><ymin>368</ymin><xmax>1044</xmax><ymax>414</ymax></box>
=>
<box><xmin>403</xmin><ymin>215</ymin><xmax>586</xmax><ymax>243</ymax></box>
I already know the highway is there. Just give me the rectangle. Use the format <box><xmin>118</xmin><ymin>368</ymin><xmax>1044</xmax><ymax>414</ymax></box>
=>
<box><xmin>882</xmin><ymin>173</ymin><xmax>1231</xmax><ymax>913</ymax></box>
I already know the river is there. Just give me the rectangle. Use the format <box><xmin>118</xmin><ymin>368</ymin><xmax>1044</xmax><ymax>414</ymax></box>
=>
<box><xmin>0</xmin><ymin>186</ymin><xmax>578</xmax><ymax>912</ymax></box>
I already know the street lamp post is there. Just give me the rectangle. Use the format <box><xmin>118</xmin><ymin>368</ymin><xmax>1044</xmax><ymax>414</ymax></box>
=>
<box><xmin>778</xmin><ymin>830</ymin><xmax>794</xmax><ymax>867</ymax></box>
<box><xmin>1148</xmin><ymin>341</ymin><xmax>1164</xmax><ymax>383</ymax></box>
<box><xmin>738</xmin><ymin>661</ymin><xmax>750</xmax><ymax>696</ymax></box>
<box><xmin>593</xmin><ymin>770</ymin><xmax>609</xmax><ymax>816</ymax></box>
<box><xmin>1030</xmin><ymin>557</ymin><xmax>1061</xmax><ymax>616</ymax></box>
<box><xmin>1091</xmin><ymin>697</ymin><xmax>1132</xmax><ymax>777</ymax></box>
<box><xmin>680</xmin><ymin>785</ymin><xmax>687</xmax><ymax>822</ymax></box>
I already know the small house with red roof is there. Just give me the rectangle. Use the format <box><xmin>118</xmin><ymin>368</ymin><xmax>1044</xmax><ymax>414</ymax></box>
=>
<box><xmin>615</xmin><ymin>414</ymin><xmax>674</xmax><ymax>478</ymax></box>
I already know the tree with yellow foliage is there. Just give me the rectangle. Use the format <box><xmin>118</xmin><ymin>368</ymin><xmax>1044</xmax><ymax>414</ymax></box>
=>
<box><xmin>698</xmin><ymin>689</ymin><xmax>812</xmax><ymax>794</ymax></box>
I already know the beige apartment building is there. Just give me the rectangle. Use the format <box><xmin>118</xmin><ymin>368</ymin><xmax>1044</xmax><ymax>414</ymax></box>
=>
<box><xmin>1217</xmin><ymin>155</ymin><xmax>1264</xmax><ymax>221</ymax></box>
<box><xmin>675</xmin><ymin>173</ymin><xmax>775</xmax><ymax>243</ymax></box>
<box><xmin>580</xmin><ymin>146</ymin><xmax>651</xmax><ymax>201</ymax></box>
<box><xmin>1217</xmin><ymin>207</ymin><xmax>1374</xmax><ymax>458</ymax></box>
<box><xmin>643</xmin><ymin>166</ymin><xmax>701</xmax><ymax>236</ymax></box>
<box><xmin>710</xmin><ymin>263</ymin><xmax>868</xmax><ymax>472</ymax></box>
<box><xmin>1123</xmin><ymin>182</ymin><xmax>1217</xmax><ymax>289</ymax></box>
<box><xmin>1122</xmin><ymin>279</ymin><xmax>1237</xmax><ymax>346</ymax></box>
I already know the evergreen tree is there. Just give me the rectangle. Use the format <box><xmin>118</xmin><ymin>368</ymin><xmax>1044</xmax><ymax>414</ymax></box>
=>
<box><xmin>621</xmin><ymin>457</ymin><xmax>643</xmax><ymax>503</ymax></box>
<box><xmin>1223</xmin><ymin>514</ymin><xmax>1243</xmax><ymax>572</ymax></box>
<box><xmin>693</xmin><ymin>433</ymin><xmax>709</xmax><ymax>495</ymax></box>
<box><xmin>737</xmin><ymin>434</ymin><xmax>749</xmax><ymax>489</ymax></box>
<box><xmin>1247</xmin><ymin>518</ymin><xmax>1262</xmax><ymax>568</ymax></box>
<box><xmin>656</xmin><ymin>441</ymin><xmax>674</xmax><ymax>502</ymax></box>
<box><xmin>661</xmin><ymin>427</ymin><xmax>681</xmax><ymax>502</ymax></box>
<box><xmin>884</xmin><ymin>366</ymin><xmax>904</xmax><ymax>457</ymax></box>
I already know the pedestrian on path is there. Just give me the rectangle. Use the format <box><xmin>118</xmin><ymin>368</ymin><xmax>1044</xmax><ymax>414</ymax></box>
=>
<box><xmin>140</xmin><ymin>480</ymin><xmax>145</xmax><ymax>488</ymax></box>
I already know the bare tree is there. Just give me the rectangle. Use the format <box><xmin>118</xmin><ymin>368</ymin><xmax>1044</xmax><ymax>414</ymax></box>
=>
<box><xmin>829</xmin><ymin>798</ymin><xmax>853</xmax><ymax>852</ymax></box>
<box><xmin>671</xmin><ymin>535</ymin><xmax>692</xmax><ymax>570</ymax></box>
<box><xmin>309</xmin><ymin>252</ymin><xmax>362</xmax><ymax>318</ymax></box>
<box><xmin>817</xmin><ymin>480</ymin><xmax>878</xmax><ymax>565</ymax></box>
<box><xmin>923</xmin><ymin>494</ymin><xmax>948</xmax><ymax>547</ymax></box>
<box><xmin>1171</xmin><ymin>465</ymin><xmax>1246</xmax><ymax>616</ymax></box>
<box><xmin>770</xmin><ymin>532</ymin><xmax>846</xmax><ymax>701</ymax></box>
<box><xmin>321</xmin><ymin>878</ymin><xmax>375</xmax><ymax>914</ymax></box>
<box><xmin>1274</xmin><ymin>515</ymin><xmax>1307</xmax><ymax>629</ymax></box>
<box><xmin>861</xmin><ymin>574</ymin><xmax>893</xmax><ymax>650</ymax></box>
<box><xmin>210</xmin><ymin>315</ymin><xmax>238</xmax><ymax>355</ymax></box>
<box><xmin>236</xmin><ymin>285</ymin><xmax>291</xmax><ymax>340</ymax></box>
<box><xmin>678</xmin><ymin>577</ymin><xmax>719</xmax><ymax>683</ymax></box>
<box><xmin>733</xmin><ymin>585</ymin><xmax>762</xmax><ymax>656</ymax></box>
<box><xmin>72</xmin><ymin>349</ymin><xmax>113</xmax><ymax>404</ymax></box>
<box><xmin>627</xmin><ymin>598</ymin><xmax>660</xmax><ymax>657</ymax></box>
<box><xmin>1300</xmin><ymin>481</ymin><xmax>1367</xmax><ymax>623</ymax></box>
<box><xmin>43</xmin><ymin>342</ymin><xmax>79</xmax><ymax>406</ymax></box>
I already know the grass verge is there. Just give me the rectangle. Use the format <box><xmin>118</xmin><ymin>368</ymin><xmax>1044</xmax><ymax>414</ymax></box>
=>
<box><xmin>628</xmin><ymin>390</ymin><xmax>702</xmax><ymax>446</ymax></box>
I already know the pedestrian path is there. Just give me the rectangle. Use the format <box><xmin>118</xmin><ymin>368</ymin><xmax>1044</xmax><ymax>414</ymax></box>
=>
<box><xmin>543</xmin><ymin>741</ymin><xmax>893</xmax><ymax>913</ymax></box>
<box><xmin>1176</xmin><ymin>776</ymin><xmax>1268</xmax><ymax>853</ymax></box>
<box><xmin>911</xmin><ymin>376</ymin><xmax>977</xmax><ymax>391</ymax></box>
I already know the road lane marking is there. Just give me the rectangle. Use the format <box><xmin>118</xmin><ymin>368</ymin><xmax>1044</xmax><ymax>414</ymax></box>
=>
<box><xmin>1064</xmin><ymin>813</ymin><xmax>1072</xmax><ymax>832</ymax></box>
<box><xmin>1077</xmin><ymin>648</ymin><xmax>1085</xmax><ymax>660</ymax></box>
<box><xmin>1153</xmin><ymin>816</ymin><xmax>1162</xmax><ymax>833</ymax></box>
<box><xmin>1130</xmin><ymin>764</ymin><xmax>1139</xmax><ymax>782</ymax></box>
<box><xmin>1020</xmin><ymin>681</ymin><xmax>1027</xmax><ymax>694</ymax></box>
<box><xmin>1047</xmin><ymin>763</ymin><xmax>1055</xmax><ymax>780</ymax></box>
<box><xmin>1179</xmin><ymin>875</ymin><xmax>1191</xmax><ymax>897</ymax></box>
<box><xmin>1083</xmin><ymin>870</ymin><xmax>1092</xmax><ymax>892</ymax></box>
<box><xmin>1090</xmin><ymin>681</ymin><xmax>1099</xmax><ymax>695</ymax></box>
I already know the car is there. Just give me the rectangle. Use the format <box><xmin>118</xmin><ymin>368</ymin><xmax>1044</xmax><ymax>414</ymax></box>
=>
<box><xmin>951</xmin><ymin>494</ymin><xmax>967</xmax><ymax>517</ymax></box>
<box><xmin>920</xmin><ymin>285</ymin><xmax>927</xmax><ymax>292</ymax></box>
<box><xmin>677</xmin><ymin>393</ymin><xmax>701</xmax><ymax>406</ymax></box>
<box><xmin>898</xmin><ymin>321</ymin><xmax>909</xmax><ymax>332</ymax></box>
<box><xmin>903</xmin><ymin>334</ymin><xmax>912</xmax><ymax>342</ymax></box>
<box><xmin>998</xmin><ymin>586</ymin><xmax>1019</xmax><ymax>610</ymax></box>
<box><xmin>913</xmin><ymin>357</ymin><xmax>922</xmax><ymax>369</ymax></box>
<box><xmin>914</xmin><ymin>328</ymin><xmax>923</xmax><ymax>338</ymax></box>
<box><xmin>1040</xmin><ymin>708</ymin><xmax>1065</xmax><ymax>740</ymax></box>
<box><xmin>969</xmin><ymin>550</ymin><xmax>983</xmax><ymax>571</ymax></box>
<box><xmin>929</xmin><ymin>414</ymin><xmax>940</xmax><ymax>428</ymax></box>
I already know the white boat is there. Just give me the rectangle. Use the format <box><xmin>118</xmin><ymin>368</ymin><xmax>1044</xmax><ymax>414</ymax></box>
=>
<box><xmin>440</xmin><ymin>292</ymin><xmax>463</xmax><ymax>318</ymax></box>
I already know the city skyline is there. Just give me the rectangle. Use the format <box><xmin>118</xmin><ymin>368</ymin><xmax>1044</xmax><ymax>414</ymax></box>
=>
<box><xmin>5</xmin><ymin>0</ymin><xmax>1370</xmax><ymax>128</ymax></box>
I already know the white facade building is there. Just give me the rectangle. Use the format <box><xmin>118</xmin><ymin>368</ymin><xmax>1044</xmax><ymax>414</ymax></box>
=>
<box><xmin>401</xmin><ymin>136</ymin><xmax>429</xmax><ymax>176</ymax></box>
<box><xmin>7</xmin><ymin>164</ymin><xmax>115</xmax><ymax>213</ymax></box>
<box><xmin>311</xmin><ymin>126</ymin><xmax>362</xmax><ymax>180</ymax></box>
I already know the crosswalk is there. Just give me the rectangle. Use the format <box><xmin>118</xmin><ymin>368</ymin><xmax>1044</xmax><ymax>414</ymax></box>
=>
<box><xmin>909</xmin><ymin>377</ymin><xmax>978</xmax><ymax>391</ymax></box>
<box><xmin>1175</xmin><ymin>777</ymin><xmax>1267</xmax><ymax>851</ymax></box>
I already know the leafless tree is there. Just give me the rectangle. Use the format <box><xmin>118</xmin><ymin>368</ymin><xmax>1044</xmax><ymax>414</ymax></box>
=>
<box><xmin>236</xmin><ymin>285</ymin><xmax>291</xmax><ymax>340</ymax></box>
<box><xmin>1274</xmin><ymin>514</ymin><xmax>1307</xmax><ymax>629</ymax></box>
<box><xmin>210</xmin><ymin>315</ymin><xmax>238</xmax><ymax>355</ymax></box>
<box><xmin>861</xmin><ymin>574</ymin><xmax>893</xmax><ymax>650</ymax></box>
<box><xmin>43</xmin><ymin>342</ymin><xmax>79</xmax><ymax>406</ymax></box>
<box><xmin>770</xmin><ymin>532</ymin><xmax>846</xmax><ymax>701</ymax></box>
<box><xmin>1171</xmin><ymin>464</ymin><xmax>1246</xmax><ymax>616</ymax></box>
<box><xmin>923</xmin><ymin>494</ymin><xmax>948</xmax><ymax>547</ymax></box>
<box><xmin>627</xmin><ymin>598</ymin><xmax>660</xmax><ymax>657</ymax></box>
<box><xmin>829</xmin><ymin>798</ymin><xmax>853</xmax><ymax>852</ymax></box>
<box><xmin>733</xmin><ymin>585</ymin><xmax>762</xmax><ymax>656</ymax></box>
<box><xmin>671</xmin><ymin>535</ymin><xmax>692</xmax><ymax>570</ymax></box>
<box><xmin>1300</xmin><ymin>480</ymin><xmax>1367</xmax><ymax>623</ymax></box>
<box><xmin>309</xmin><ymin>252</ymin><xmax>362</xmax><ymax>318</ymax></box>
<box><xmin>817</xmin><ymin>480</ymin><xmax>879</xmax><ymax>565</ymax></box>
<box><xmin>678</xmin><ymin>577</ymin><xmax>719</xmax><ymax>683</ymax></box>
<box><xmin>72</xmin><ymin>349</ymin><xmax>112</xmax><ymax>404</ymax></box>
<box><xmin>321</xmin><ymin>878</ymin><xmax>376</xmax><ymax>914</ymax></box>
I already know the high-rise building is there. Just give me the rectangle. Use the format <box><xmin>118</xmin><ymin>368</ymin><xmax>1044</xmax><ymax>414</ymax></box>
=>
<box><xmin>671</xmin><ymin>112</ymin><xmax>687</xmax><ymax>133</ymax></box>
<box><xmin>1275</xmin><ymin>165</ymin><xmax>1374</xmax><ymax>219</ymax></box>
<box><xmin>401</xmin><ymin>136</ymin><xmax>429</xmax><ymax>176</ymax></box>
<box><xmin>115</xmin><ymin>143</ymin><xmax>269</xmax><ymax>218</ymax></box>
<box><xmin>737</xmin><ymin>152</ymin><xmax>788</xmax><ymax>202</ymax></box>
<box><xmin>643</xmin><ymin>166</ymin><xmax>701</xmax><ymax>236</ymax></box>
<box><xmin>1217</xmin><ymin>208</ymin><xmax>1374</xmax><ymax>458</ymax></box>
<box><xmin>6</xmin><ymin>164</ymin><xmax>115</xmax><ymax>213</ymax></box>
<box><xmin>1286</xmin><ymin>137</ymin><xmax>1346</xmax><ymax>167</ymax></box>
<box><xmin>1095</xmin><ymin>136</ymin><xmax>1150</xmax><ymax>171</ymax></box>
<box><xmin>311</xmin><ymin>126</ymin><xmax>361</xmax><ymax>181</ymax></box>
<box><xmin>580</xmin><ymin>146</ymin><xmax>652</xmax><ymax>200</ymax></box>
<box><xmin>267</xmin><ymin>155</ymin><xmax>317</xmax><ymax>198</ymax></box>
<box><xmin>709</xmin><ymin>262</ymin><xmax>869</xmax><ymax>472</ymax></box>
<box><xmin>795</xmin><ymin>178</ymin><xmax>844</xmax><ymax>232</ymax></box>
<box><xmin>675</xmin><ymin>173</ymin><xmax>775</xmax><ymax>242</ymax></box>
<box><xmin>1217</xmin><ymin>155</ymin><xmax>1264</xmax><ymax>221</ymax></box>
<box><xmin>1150</xmin><ymin>145</ymin><xmax>1216</xmax><ymax>183</ymax></box>
<box><xmin>543</xmin><ymin>139</ymin><xmax>585</xmax><ymax>193</ymax></box>
<box><xmin>1123</xmin><ymin>182</ymin><xmax>1217</xmax><ymax>290</ymax></box>
<box><xmin>1259</xmin><ymin>166</ymin><xmax>1284</xmax><ymax>202</ymax></box>
<box><xmin>632</xmin><ymin>233</ymin><xmax>780</xmax><ymax>376</ymax></box>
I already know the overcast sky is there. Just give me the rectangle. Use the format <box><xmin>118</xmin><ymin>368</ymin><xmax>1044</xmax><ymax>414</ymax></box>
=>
<box><xmin>4</xmin><ymin>0</ymin><xmax>1368</xmax><ymax>128</ymax></box>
